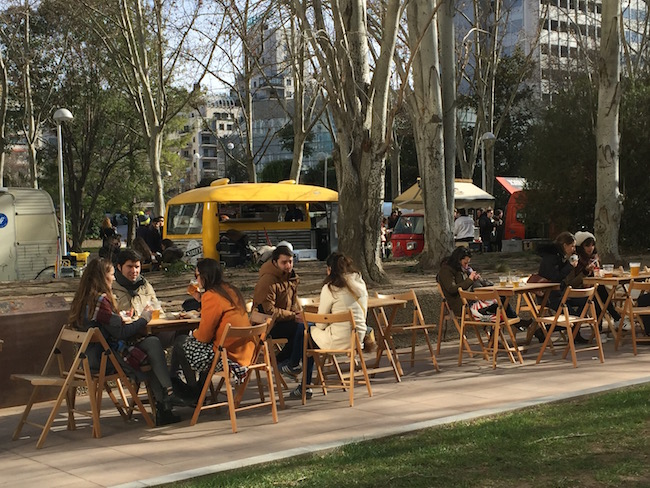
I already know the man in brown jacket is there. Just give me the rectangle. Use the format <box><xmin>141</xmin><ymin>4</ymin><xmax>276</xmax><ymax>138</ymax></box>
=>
<box><xmin>253</xmin><ymin>245</ymin><xmax>304</xmax><ymax>376</ymax></box>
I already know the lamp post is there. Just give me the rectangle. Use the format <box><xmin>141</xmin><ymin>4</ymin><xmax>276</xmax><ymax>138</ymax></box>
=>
<box><xmin>53</xmin><ymin>108</ymin><xmax>73</xmax><ymax>263</ymax></box>
<box><xmin>480</xmin><ymin>131</ymin><xmax>496</xmax><ymax>191</ymax></box>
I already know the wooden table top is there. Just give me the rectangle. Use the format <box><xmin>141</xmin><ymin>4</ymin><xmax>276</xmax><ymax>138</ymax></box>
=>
<box><xmin>481</xmin><ymin>282</ymin><xmax>560</xmax><ymax>295</ymax></box>
<box><xmin>300</xmin><ymin>296</ymin><xmax>407</xmax><ymax>312</ymax></box>
<box><xmin>147</xmin><ymin>314</ymin><xmax>200</xmax><ymax>332</ymax></box>
<box><xmin>583</xmin><ymin>271</ymin><xmax>650</xmax><ymax>284</ymax></box>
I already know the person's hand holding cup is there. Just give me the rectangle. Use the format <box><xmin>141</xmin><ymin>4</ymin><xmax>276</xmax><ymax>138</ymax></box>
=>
<box><xmin>140</xmin><ymin>305</ymin><xmax>153</xmax><ymax>323</ymax></box>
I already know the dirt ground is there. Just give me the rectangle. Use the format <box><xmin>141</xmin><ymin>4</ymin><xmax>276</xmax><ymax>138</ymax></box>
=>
<box><xmin>1</xmin><ymin>249</ymin><xmax>648</xmax><ymax>326</ymax></box>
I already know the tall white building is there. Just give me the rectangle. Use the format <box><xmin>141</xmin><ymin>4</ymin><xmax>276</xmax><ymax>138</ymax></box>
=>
<box><xmin>238</xmin><ymin>17</ymin><xmax>296</xmax><ymax>101</ymax></box>
<box><xmin>178</xmin><ymin>95</ymin><xmax>241</xmax><ymax>187</ymax></box>
<box><xmin>458</xmin><ymin>0</ymin><xmax>648</xmax><ymax>98</ymax></box>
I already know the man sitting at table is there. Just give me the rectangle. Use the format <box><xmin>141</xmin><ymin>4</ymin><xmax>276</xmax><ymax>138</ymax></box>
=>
<box><xmin>113</xmin><ymin>248</ymin><xmax>158</xmax><ymax>314</ymax></box>
<box><xmin>113</xmin><ymin>248</ymin><xmax>176</xmax><ymax>347</ymax></box>
<box><xmin>253</xmin><ymin>244</ymin><xmax>304</xmax><ymax>377</ymax></box>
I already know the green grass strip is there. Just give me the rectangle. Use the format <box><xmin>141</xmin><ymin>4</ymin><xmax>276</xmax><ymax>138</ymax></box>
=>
<box><xmin>164</xmin><ymin>384</ymin><xmax>650</xmax><ymax>488</ymax></box>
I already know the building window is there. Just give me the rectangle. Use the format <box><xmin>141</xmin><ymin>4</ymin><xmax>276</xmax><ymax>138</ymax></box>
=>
<box><xmin>219</xmin><ymin>123</ymin><xmax>225</xmax><ymax>130</ymax></box>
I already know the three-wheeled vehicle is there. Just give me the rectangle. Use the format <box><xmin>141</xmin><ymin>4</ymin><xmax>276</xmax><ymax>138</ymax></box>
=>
<box><xmin>163</xmin><ymin>179</ymin><xmax>339</xmax><ymax>266</ymax></box>
<box><xmin>389</xmin><ymin>179</ymin><xmax>495</xmax><ymax>258</ymax></box>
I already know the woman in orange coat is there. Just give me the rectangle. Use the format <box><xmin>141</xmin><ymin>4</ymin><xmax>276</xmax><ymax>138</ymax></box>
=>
<box><xmin>171</xmin><ymin>258</ymin><xmax>254</xmax><ymax>394</ymax></box>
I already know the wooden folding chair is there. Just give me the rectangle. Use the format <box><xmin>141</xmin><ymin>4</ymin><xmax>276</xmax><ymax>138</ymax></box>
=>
<box><xmin>250</xmin><ymin>310</ymin><xmax>286</xmax><ymax>409</ymax></box>
<box><xmin>302</xmin><ymin>310</ymin><xmax>372</xmax><ymax>407</ymax></box>
<box><xmin>11</xmin><ymin>325</ymin><xmax>153</xmax><ymax>448</ymax></box>
<box><xmin>436</xmin><ymin>282</ymin><xmax>473</xmax><ymax>357</ymax></box>
<box><xmin>190</xmin><ymin>323</ymin><xmax>278</xmax><ymax>431</ymax></box>
<box><xmin>458</xmin><ymin>289</ymin><xmax>524</xmax><ymax>369</ymax></box>
<box><xmin>615</xmin><ymin>281</ymin><xmax>650</xmax><ymax>355</ymax></box>
<box><xmin>374</xmin><ymin>290</ymin><xmax>439</xmax><ymax>371</ymax></box>
<box><xmin>535</xmin><ymin>286</ymin><xmax>604</xmax><ymax>367</ymax></box>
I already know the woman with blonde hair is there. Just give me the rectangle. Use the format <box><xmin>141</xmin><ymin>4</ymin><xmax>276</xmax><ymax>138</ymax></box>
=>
<box><xmin>99</xmin><ymin>216</ymin><xmax>117</xmax><ymax>246</ymax></box>
<box><xmin>69</xmin><ymin>258</ymin><xmax>185</xmax><ymax>425</ymax></box>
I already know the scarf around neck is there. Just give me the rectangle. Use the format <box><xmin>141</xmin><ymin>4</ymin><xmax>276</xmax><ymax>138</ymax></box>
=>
<box><xmin>115</xmin><ymin>270</ymin><xmax>145</xmax><ymax>296</ymax></box>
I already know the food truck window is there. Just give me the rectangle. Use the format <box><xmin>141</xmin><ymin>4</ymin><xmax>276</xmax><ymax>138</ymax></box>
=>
<box><xmin>167</xmin><ymin>203</ymin><xmax>203</xmax><ymax>235</ymax></box>
<box><xmin>224</xmin><ymin>203</ymin><xmax>307</xmax><ymax>222</ymax></box>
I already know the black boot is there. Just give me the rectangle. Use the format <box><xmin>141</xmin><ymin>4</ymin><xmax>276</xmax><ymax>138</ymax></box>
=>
<box><xmin>534</xmin><ymin>328</ymin><xmax>546</xmax><ymax>343</ymax></box>
<box><xmin>156</xmin><ymin>402</ymin><xmax>181</xmax><ymax>426</ymax></box>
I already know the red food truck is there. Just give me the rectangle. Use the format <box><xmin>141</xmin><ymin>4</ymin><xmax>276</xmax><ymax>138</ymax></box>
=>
<box><xmin>495</xmin><ymin>176</ymin><xmax>526</xmax><ymax>240</ymax></box>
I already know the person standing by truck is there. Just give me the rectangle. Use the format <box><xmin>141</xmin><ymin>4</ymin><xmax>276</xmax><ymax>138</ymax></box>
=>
<box><xmin>493</xmin><ymin>209</ymin><xmax>504</xmax><ymax>252</ymax></box>
<box><xmin>454</xmin><ymin>208</ymin><xmax>475</xmax><ymax>243</ymax></box>
<box><xmin>478</xmin><ymin>208</ymin><xmax>495</xmax><ymax>252</ymax></box>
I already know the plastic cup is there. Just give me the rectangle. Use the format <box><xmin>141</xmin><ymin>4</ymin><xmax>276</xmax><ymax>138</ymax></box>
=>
<box><xmin>630</xmin><ymin>262</ymin><xmax>641</xmax><ymax>277</ymax></box>
<box><xmin>603</xmin><ymin>264</ymin><xmax>614</xmax><ymax>277</ymax></box>
<box><xmin>513</xmin><ymin>279</ymin><xmax>520</xmax><ymax>288</ymax></box>
<box><xmin>149</xmin><ymin>299</ymin><xmax>162</xmax><ymax>320</ymax></box>
<box><xmin>499</xmin><ymin>276</ymin><xmax>507</xmax><ymax>286</ymax></box>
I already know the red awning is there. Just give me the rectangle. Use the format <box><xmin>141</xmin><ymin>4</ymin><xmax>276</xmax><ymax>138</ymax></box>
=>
<box><xmin>495</xmin><ymin>176</ymin><xmax>526</xmax><ymax>195</ymax></box>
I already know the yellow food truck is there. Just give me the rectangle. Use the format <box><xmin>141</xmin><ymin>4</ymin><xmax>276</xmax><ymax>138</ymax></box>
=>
<box><xmin>163</xmin><ymin>179</ymin><xmax>339</xmax><ymax>266</ymax></box>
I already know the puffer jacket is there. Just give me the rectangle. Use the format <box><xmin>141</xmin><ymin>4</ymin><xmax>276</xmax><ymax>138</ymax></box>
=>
<box><xmin>252</xmin><ymin>259</ymin><xmax>300</xmax><ymax>321</ymax></box>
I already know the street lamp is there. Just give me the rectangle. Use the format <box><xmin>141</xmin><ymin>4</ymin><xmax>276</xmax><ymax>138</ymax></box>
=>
<box><xmin>53</xmin><ymin>108</ymin><xmax>73</xmax><ymax>263</ymax></box>
<box><xmin>480</xmin><ymin>131</ymin><xmax>496</xmax><ymax>191</ymax></box>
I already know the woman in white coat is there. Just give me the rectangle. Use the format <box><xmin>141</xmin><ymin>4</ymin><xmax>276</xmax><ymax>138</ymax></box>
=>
<box><xmin>312</xmin><ymin>253</ymin><xmax>369</xmax><ymax>349</ymax></box>
<box><xmin>293</xmin><ymin>252</ymin><xmax>369</xmax><ymax>399</ymax></box>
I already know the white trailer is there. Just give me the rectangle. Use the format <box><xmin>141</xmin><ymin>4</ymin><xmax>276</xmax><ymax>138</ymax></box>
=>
<box><xmin>0</xmin><ymin>188</ymin><xmax>59</xmax><ymax>281</ymax></box>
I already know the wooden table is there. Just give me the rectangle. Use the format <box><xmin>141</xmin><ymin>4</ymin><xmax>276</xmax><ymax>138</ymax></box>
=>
<box><xmin>583</xmin><ymin>271</ymin><xmax>650</xmax><ymax>333</ymax></box>
<box><xmin>146</xmin><ymin>315</ymin><xmax>200</xmax><ymax>334</ymax></box>
<box><xmin>301</xmin><ymin>296</ymin><xmax>407</xmax><ymax>382</ymax></box>
<box><xmin>481</xmin><ymin>282</ymin><xmax>560</xmax><ymax>345</ymax></box>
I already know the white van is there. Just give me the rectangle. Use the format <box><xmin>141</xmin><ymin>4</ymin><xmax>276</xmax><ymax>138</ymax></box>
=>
<box><xmin>0</xmin><ymin>188</ymin><xmax>59</xmax><ymax>281</ymax></box>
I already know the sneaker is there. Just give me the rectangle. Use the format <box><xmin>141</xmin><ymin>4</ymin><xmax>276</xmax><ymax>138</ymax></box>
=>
<box><xmin>279</xmin><ymin>362</ymin><xmax>302</xmax><ymax>377</ymax></box>
<box><xmin>155</xmin><ymin>405</ymin><xmax>181</xmax><ymax>426</ymax></box>
<box><xmin>517</xmin><ymin>318</ymin><xmax>533</xmax><ymax>330</ymax></box>
<box><xmin>290</xmin><ymin>385</ymin><xmax>312</xmax><ymax>400</ymax></box>
<box><xmin>574</xmin><ymin>331</ymin><xmax>590</xmax><ymax>344</ymax></box>
<box><xmin>622</xmin><ymin>317</ymin><xmax>631</xmax><ymax>331</ymax></box>
<box><xmin>614</xmin><ymin>317</ymin><xmax>630</xmax><ymax>331</ymax></box>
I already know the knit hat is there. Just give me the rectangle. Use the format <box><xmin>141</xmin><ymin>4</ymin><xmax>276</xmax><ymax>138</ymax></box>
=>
<box><xmin>276</xmin><ymin>240</ymin><xmax>294</xmax><ymax>252</ymax></box>
<box><xmin>575</xmin><ymin>231</ymin><xmax>595</xmax><ymax>247</ymax></box>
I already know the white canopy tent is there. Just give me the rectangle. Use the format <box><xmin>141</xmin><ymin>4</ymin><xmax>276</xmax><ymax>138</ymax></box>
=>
<box><xmin>392</xmin><ymin>179</ymin><xmax>495</xmax><ymax>210</ymax></box>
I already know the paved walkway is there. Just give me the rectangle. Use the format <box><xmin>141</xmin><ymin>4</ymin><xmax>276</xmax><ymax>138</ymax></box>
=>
<box><xmin>2</xmin><ymin>339</ymin><xmax>650</xmax><ymax>488</ymax></box>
